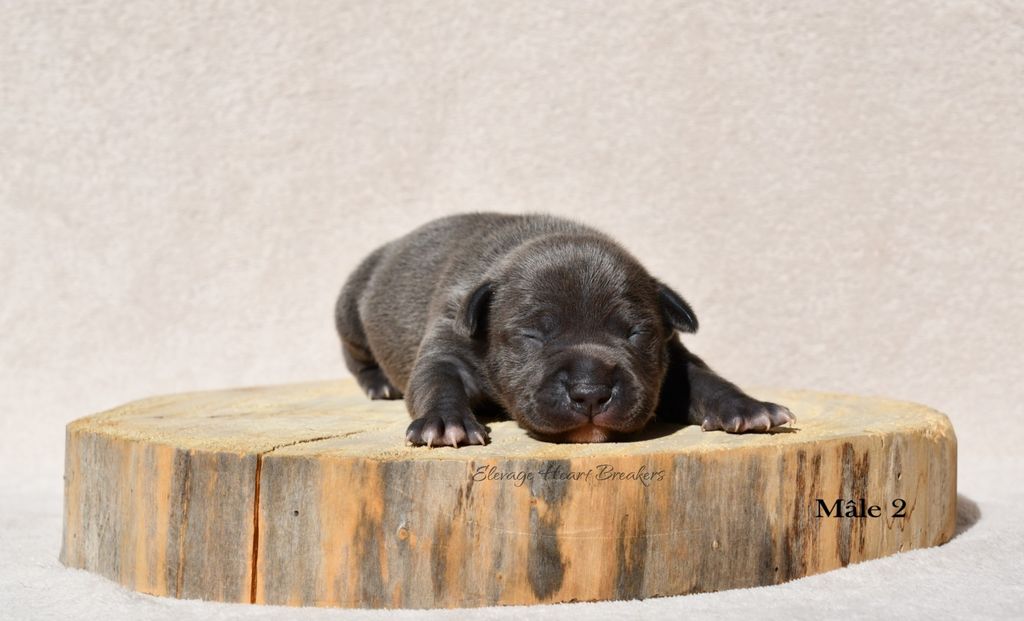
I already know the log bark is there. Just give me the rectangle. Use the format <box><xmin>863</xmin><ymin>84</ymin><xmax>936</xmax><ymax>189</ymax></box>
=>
<box><xmin>61</xmin><ymin>380</ymin><xmax>957</xmax><ymax>608</ymax></box>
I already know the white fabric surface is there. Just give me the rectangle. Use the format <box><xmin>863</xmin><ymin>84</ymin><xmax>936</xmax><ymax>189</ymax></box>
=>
<box><xmin>2</xmin><ymin>0</ymin><xmax>1023</xmax><ymax>618</ymax></box>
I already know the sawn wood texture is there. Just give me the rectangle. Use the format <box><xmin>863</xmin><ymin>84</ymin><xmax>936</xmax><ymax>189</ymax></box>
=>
<box><xmin>60</xmin><ymin>379</ymin><xmax>957</xmax><ymax>608</ymax></box>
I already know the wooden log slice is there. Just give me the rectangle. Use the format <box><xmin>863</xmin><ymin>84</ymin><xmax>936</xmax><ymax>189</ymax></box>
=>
<box><xmin>60</xmin><ymin>379</ymin><xmax>957</xmax><ymax>608</ymax></box>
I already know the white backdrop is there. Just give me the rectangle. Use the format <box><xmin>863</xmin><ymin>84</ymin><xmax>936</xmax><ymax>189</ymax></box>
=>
<box><xmin>2</xmin><ymin>1</ymin><xmax>1022</xmax><ymax>619</ymax></box>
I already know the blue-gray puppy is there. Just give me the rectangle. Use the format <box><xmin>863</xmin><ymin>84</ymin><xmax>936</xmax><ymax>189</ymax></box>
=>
<box><xmin>335</xmin><ymin>213</ymin><xmax>794</xmax><ymax>447</ymax></box>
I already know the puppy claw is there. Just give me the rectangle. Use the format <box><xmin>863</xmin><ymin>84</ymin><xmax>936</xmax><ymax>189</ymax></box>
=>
<box><xmin>422</xmin><ymin>429</ymin><xmax>440</xmax><ymax>448</ymax></box>
<box><xmin>405</xmin><ymin>418</ymin><xmax>423</xmax><ymax>443</ymax></box>
<box><xmin>768</xmin><ymin>404</ymin><xmax>795</xmax><ymax>426</ymax></box>
<box><xmin>746</xmin><ymin>411</ymin><xmax>772</xmax><ymax>432</ymax></box>
<box><xmin>444</xmin><ymin>425</ymin><xmax>467</xmax><ymax>447</ymax></box>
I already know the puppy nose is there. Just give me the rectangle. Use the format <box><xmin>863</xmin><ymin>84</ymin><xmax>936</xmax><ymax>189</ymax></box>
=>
<box><xmin>566</xmin><ymin>355</ymin><xmax>618</xmax><ymax>387</ymax></box>
<box><xmin>568</xmin><ymin>383</ymin><xmax>613</xmax><ymax>414</ymax></box>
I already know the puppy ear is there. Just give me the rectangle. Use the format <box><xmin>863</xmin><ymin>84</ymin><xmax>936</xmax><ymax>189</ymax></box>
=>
<box><xmin>454</xmin><ymin>281</ymin><xmax>493</xmax><ymax>339</ymax></box>
<box><xmin>658</xmin><ymin>282</ymin><xmax>698</xmax><ymax>334</ymax></box>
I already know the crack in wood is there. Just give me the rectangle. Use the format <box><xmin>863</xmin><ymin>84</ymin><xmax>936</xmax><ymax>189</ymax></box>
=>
<box><xmin>248</xmin><ymin>429</ymin><xmax>372</xmax><ymax>603</ymax></box>
<box><xmin>264</xmin><ymin>434</ymin><xmax>353</xmax><ymax>455</ymax></box>
<box><xmin>249</xmin><ymin>453</ymin><xmax>262</xmax><ymax>604</ymax></box>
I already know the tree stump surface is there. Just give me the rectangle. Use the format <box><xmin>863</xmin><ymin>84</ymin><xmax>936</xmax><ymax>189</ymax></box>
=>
<box><xmin>60</xmin><ymin>379</ymin><xmax>957</xmax><ymax>609</ymax></box>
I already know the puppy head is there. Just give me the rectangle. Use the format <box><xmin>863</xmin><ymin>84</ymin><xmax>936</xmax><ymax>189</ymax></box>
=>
<box><xmin>455</xmin><ymin>235</ymin><xmax>697</xmax><ymax>442</ymax></box>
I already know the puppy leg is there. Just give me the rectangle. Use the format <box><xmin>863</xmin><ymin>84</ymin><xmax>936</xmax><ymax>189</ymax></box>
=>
<box><xmin>335</xmin><ymin>248</ymin><xmax>403</xmax><ymax>400</ymax></box>
<box><xmin>660</xmin><ymin>338</ymin><xmax>795</xmax><ymax>433</ymax></box>
<box><xmin>341</xmin><ymin>340</ymin><xmax>403</xmax><ymax>400</ymax></box>
<box><xmin>404</xmin><ymin>354</ymin><xmax>489</xmax><ymax>448</ymax></box>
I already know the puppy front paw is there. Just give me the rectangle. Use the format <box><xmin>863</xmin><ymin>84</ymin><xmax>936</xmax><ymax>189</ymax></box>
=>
<box><xmin>357</xmin><ymin>368</ymin><xmax>404</xmax><ymax>400</ymax></box>
<box><xmin>699</xmin><ymin>399</ymin><xmax>795</xmax><ymax>433</ymax></box>
<box><xmin>406</xmin><ymin>411</ymin><xmax>489</xmax><ymax>448</ymax></box>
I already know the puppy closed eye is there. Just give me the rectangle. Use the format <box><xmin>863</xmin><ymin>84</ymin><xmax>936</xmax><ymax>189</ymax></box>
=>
<box><xmin>516</xmin><ymin>330</ymin><xmax>546</xmax><ymax>347</ymax></box>
<box><xmin>627</xmin><ymin>328</ymin><xmax>651</xmax><ymax>346</ymax></box>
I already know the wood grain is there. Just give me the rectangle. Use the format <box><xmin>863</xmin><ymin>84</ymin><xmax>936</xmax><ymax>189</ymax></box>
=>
<box><xmin>60</xmin><ymin>380</ymin><xmax>957</xmax><ymax>608</ymax></box>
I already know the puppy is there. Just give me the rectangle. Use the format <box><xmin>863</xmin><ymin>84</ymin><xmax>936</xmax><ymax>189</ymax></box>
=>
<box><xmin>335</xmin><ymin>213</ymin><xmax>794</xmax><ymax>447</ymax></box>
